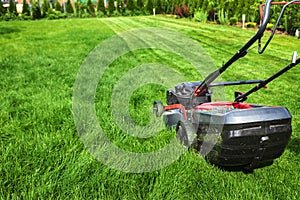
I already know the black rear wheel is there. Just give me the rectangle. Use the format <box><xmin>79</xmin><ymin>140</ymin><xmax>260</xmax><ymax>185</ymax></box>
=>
<box><xmin>176</xmin><ymin>121</ymin><xmax>196</xmax><ymax>147</ymax></box>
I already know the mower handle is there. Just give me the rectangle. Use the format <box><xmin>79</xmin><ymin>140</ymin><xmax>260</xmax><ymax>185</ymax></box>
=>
<box><xmin>235</xmin><ymin>56</ymin><xmax>300</xmax><ymax>102</ymax></box>
<box><xmin>258</xmin><ymin>0</ymin><xmax>300</xmax><ymax>54</ymax></box>
<box><xmin>209</xmin><ymin>80</ymin><xmax>264</xmax><ymax>87</ymax></box>
<box><xmin>195</xmin><ymin>0</ymin><xmax>274</xmax><ymax>96</ymax></box>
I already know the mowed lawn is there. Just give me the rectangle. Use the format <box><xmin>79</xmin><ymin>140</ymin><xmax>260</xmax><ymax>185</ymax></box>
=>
<box><xmin>0</xmin><ymin>16</ymin><xmax>300</xmax><ymax>199</ymax></box>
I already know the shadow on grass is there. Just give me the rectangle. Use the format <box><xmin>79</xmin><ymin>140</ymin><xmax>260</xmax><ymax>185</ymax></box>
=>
<box><xmin>287</xmin><ymin>137</ymin><xmax>300</xmax><ymax>155</ymax></box>
<box><xmin>0</xmin><ymin>27</ymin><xmax>21</xmax><ymax>35</ymax></box>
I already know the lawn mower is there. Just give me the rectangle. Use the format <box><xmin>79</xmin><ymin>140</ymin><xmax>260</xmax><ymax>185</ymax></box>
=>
<box><xmin>153</xmin><ymin>0</ymin><xmax>300</xmax><ymax>172</ymax></box>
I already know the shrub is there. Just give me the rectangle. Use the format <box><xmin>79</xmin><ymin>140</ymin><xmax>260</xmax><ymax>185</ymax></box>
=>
<box><xmin>245</xmin><ymin>22</ymin><xmax>256</xmax><ymax>28</ymax></box>
<box><xmin>181</xmin><ymin>5</ymin><xmax>189</xmax><ymax>18</ymax></box>
<box><xmin>48</xmin><ymin>11</ymin><xmax>67</xmax><ymax>19</ymax></box>
<box><xmin>194</xmin><ymin>10</ymin><xmax>207</xmax><ymax>23</ymax></box>
<box><xmin>81</xmin><ymin>11</ymin><xmax>91</xmax><ymax>18</ymax></box>
<box><xmin>96</xmin><ymin>10</ymin><xmax>105</xmax><ymax>17</ymax></box>
<box><xmin>47</xmin><ymin>8</ymin><xmax>55</xmax><ymax>15</ymax></box>
<box><xmin>58</xmin><ymin>12</ymin><xmax>67</xmax><ymax>18</ymax></box>
<box><xmin>174</xmin><ymin>5</ymin><xmax>189</xmax><ymax>18</ymax></box>
<box><xmin>229</xmin><ymin>17</ymin><xmax>238</xmax><ymax>26</ymax></box>
<box><xmin>112</xmin><ymin>9</ymin><xmax>120</xmax><ymax>16</ymax></box>
<box><xmin>133</xmin><ymin>10</ymin><xmax>145</xmax><ymax>16</ymax></box>
<box><xmin>124</xmin><ymin>10</ymin><xmax>133</xmax><ymax>16</ymax></box>
<box><xmin>266</xmin><ymin>23</ymin><xmax>274</xmax><ymax>30</ymax></box>
<box><xmin>20</xmin><ymin>14</ymin><xmax>32</xmax><ymax>20</ymax></box>
<box><xmin>1</xmin><ymin>12</ymin><xmax>18</xmax><ymax>21</ymax></box>
<box><xmin>218</xmin><ymin>8</ymin><xmax>228</xmax><ymax>25</ymax></box>
<box><xmin>207</xmin><ymin>9</ymin><xmax>216</xmax><ymax>21</ymax></box>
<box><xmin>48</xmin><ymin>13</ymin><xmax>59</xmax><ymax>20</ymax></box>
<box><xmin>277</xmin><ymin>25</ymin><xmax>285</xmax><ymax>32</ymax></box>
<box><xmin>174</xmin><ymin>5</ymin><xmax>181</xmax><ymax>17</ymax></box>
<box><xmin>249</xmin><ymin>14</ymin><xmax>256</xmax><ymax>23</ymax></box>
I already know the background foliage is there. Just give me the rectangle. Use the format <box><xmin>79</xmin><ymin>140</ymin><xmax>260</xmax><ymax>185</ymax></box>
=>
<box><xmin>0</xmin><ymin>0</ymin><xmax>299</xmax><ymax>34</ymax></box>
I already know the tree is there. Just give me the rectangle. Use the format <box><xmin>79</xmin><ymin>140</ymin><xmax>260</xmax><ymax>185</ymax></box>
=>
<box><xmin>206</xmin><ymin>0</ymin><xmax>215</xmax><ymax>10</ymax></box>
<box><xmin>285</xmin><ymin>4</ymin><xmax>300</xmax><ymax>35</ymax></box>
<box><xmin>242</xmin><ymin>0</ymin><xmax>250</xmax><ymax>21</ymax></box>
<box><xmin>75</xmin><ymin>0</ymin><xmax>82</xmax><ymax>17</ymax></box>
<box><xmin>137</xmin><ymin>0</ymin><xmax>143</xmax><ymax>10</ymax></box>
<box><xmin>0</xmin><ymin>0</ymin><xmax>6</xmax><ymax>16</ymax></box>
<box><xmin>66</xmin><ymin>0</ymin><xmax>74</xmax><ymax>14</ymax></box>
<box><xmin>87</xmin><ymin>0</ymin><xmax>95</xmax><ymax>16</ymax></box>
<box><xmin>8</xmin><ymin>0</ymin><xmax>17</xmax><ymax>15</ymax></box>
<box><xmin>22</xmin><ymin>0</ymin><xmax>30</xmax><ymax>16</ymax></box>
<box><xmin>165</xmin><ymin>0</ymin><xmax>174</xmax><ymax>14</ymax></box>
<box><xmin>226</xmin><ymin>0</ymin><xmax>235</xmax><ymax>19</ymax></box>
<box><xmin>156</xmin><ymin>0</ymin><xmax>163</xmax><ymax>14</ymax></box>
<box><xmin>97</xmin><ymin>0</ymin><xmax>106</xmax><ymax>15</ymax></box>
<box><xmin>127</xmin><ymin>0</ymin><xmax>135</xmax><ymax>11</ymax></box>
<box><xmin>188</xmin><ymin>0</ymin><xmax>196</xmax><ymax>16</ymax></box>
<box><xmin>195</xmin><ymin>0</ymin><xmax>203</xmax><ymax>10</ymax></box>
<box><xmin>42</xmin><ymin>0</ymin><xmax>50</xmax><ymax>17</ymax></box>
<box><xmin>160</xmin><ymin>0</ymin><xmax>168</xmax><ymax>13</ymax></box>
<box><xmin>32</xmin><ymin>0</ymin><xmax>42</xmax><ymax>19</ymax></box>
<box><xmin>201</xmin><ymin>0</ymin><xmax>207</xmax><ymax>11</ymax></box>
<box><xmin>235</xmin><ymin>0</ymin><xmax>244</xmax><ymax>19</ymax></box>
<box><xmin>55</xmin><ymin>1</ymin><xmax>63</xmax><ymax>12</ymax></box>
<box><xmin>108</xmin><ymin>0</ymin><xmax>115</xmax><ymax>15</ymax></box>
<box><xmin>146</xmin><ymin>0</ymin><xmax>153</xmax><ymax>14</ymax></box>
<box><xmin>248</xmin><ymin>0</ymin><xmax>261</xmax><ymax>23</ymax></box>
<box><xmin>116</xmin><ymin>0</ymin><xmax>125</xmax><ymax>14</ymax></box>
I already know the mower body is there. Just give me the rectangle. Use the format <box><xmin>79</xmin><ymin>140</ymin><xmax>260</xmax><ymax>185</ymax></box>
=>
<box><xmin>156</xmin><ymin>81</ymin><xmax>292</xmax><ymax>172</ymax></box>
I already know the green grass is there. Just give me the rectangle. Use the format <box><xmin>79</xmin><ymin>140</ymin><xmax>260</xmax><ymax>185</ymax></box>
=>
<box><xmin>0</xmin><ymin>16</ymin><xmax>300</xmax><ymax>199</ymax></box>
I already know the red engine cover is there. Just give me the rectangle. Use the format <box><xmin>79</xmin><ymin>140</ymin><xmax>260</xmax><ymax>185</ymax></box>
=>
<box><xmin>194</xmin><ymin>102</ymin><xmax>254</xmax><ymax>110</ymax></box>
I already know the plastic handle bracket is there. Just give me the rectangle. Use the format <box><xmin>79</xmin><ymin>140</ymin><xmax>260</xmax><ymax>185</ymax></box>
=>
<box><xmin>292</xmin><ymin>51</ymin><xmax>298</xmax><ymax>64</ymax></box>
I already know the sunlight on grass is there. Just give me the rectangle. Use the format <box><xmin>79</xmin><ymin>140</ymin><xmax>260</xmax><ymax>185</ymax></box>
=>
<box><xmin>0</xmin><ymin>17</ymin><xmax>299</xmax><ymax>199</ymax></box>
